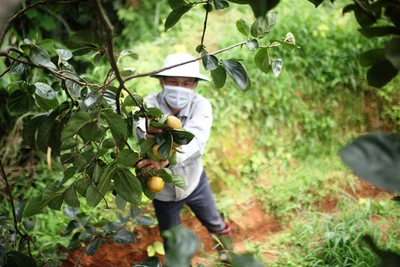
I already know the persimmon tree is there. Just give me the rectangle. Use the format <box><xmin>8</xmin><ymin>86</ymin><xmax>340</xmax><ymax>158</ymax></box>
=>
<box><xmin>0</xmin><ymin>0</ymin><xmax>298</xmax><ymax>266</ymax></box>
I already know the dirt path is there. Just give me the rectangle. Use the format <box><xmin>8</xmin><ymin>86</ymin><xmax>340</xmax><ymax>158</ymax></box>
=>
<box><xmin>60</xmin><ymin>179</ymin><xmax>390</xmax><ymax>267</ymax></box>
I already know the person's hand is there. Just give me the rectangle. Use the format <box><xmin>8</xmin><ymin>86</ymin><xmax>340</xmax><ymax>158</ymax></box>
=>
<box><xmin>135</xmin><ymin>158</ymin><xmax>169</xmax><ymax>177</ymax></box>
<box><xmin>146</xmin><ymin>126</ymin><xmax>163</xmax><ymax>139</ymax></box>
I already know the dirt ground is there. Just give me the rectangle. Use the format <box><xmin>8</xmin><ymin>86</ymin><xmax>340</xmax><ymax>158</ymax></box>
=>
<box><xmin>60</xmin><ymin>179</ymin><xmax>390</xmax><ymax>267</ymax></box>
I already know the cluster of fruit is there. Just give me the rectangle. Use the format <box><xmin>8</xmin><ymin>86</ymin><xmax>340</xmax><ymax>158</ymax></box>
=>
<box><xmin>147</xmin><ymin>115</ymin><xmax>183</xmax><ymax>193</ymax></box>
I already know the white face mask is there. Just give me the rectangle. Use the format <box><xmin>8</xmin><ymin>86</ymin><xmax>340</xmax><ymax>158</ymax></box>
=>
<box><xmin>162</xmin><ymin>85</ymin><xmax>195</xmax><ymax>109</ymax></box>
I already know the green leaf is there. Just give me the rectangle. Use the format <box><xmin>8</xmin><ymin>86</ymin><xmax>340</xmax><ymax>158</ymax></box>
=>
<box><xmin>7</xmin><ymin>90</ymin><xmax>34</xmax><ymax>114</ymax></box>
<box><xmin>168</xmin><ymin>0</ymin><xmax>187</xmax><ymax>10</ymax></box>
<box><xmin>55</xmin><ymin>48</ymin><xmax>73</xmax><ymax>62</ymax></box>
<box><xmin>385</xmin><ymin>37</ymin><xmax>400</xmax><ymax>70</ymax></box>
<box><xmin>271</xmin><ymin>58</ymin><xmax>283</xmax><ymax>77</ymax></box>
<box><xmin>63</xmin><ymin>220</ymin><xmax>81</xmax><ymax>235</ymax></box>
<box><xmin>172</xmin><ymin>175</ymin><xmax>186</xmax><ymax>189</ymax></box>
<box><xmin>172</xmin><ymin>129</ymin><xmax>195</xmax><ymax>145</ymax></box>
<box><xmin>105</xmin><ymin>222</ymin><xmax>125</xmax><ymax>232</ymax></box>
<box><xmin>15</xmin><ymin>199</ymin><xmax>27</xmax><ymax>223</ymax></box>
<box><xmin>165</xmin><ymin>6</ymin><xmax>192</xmax><ymax>31</ymax></box>
<box><xmin>115</xmin><ymin>194</ymin><xmax>127</xmax><ymax>212</ymax></box>
<box><xmin>86</xmin><ymin>239</ymin><xmax>101</xmax><ymax>256</ymax></box>
<box><xmin>79</xmin><ymin>121</ymin><xmax>107</xmax><ymax>142</ymax></box>
<box><xmin>250</xmin><ymin>12</ymin><xmax>278</xmax><ymax>39</ymax></box>
<box><xmin>111</xmin><ymin>230</ymin><xmax>136</xmax><ymax>244</ymax></box>
<box><xmin>214</xmin><ymin>0</ymin><xmax>229</xmax><ymax>10</ymax></box>
<box><xmin>134</xmin><ymin>216</ymin><xmax>156</xmax><ymax>226</ymax></box>
<box><xmin>270</xmin><ymin>39</ymin><xmax>300</xmax><ymax>50</ymax></box>
<box><xmin>23</xmin><ymin>196</ymin><xmax>49</xmax><ymax>217</ymax></box>
<box><xmin>146</xmin><ymin>107</ymin><xmax>163</xmax><ymax>118</ymax></box>
<box><xmin>231</xmin><ymin>253</ymin><xmax>264</xmax><ymax>267</ymax></box>
<box><xmin>30</xmin><ymin>45</ymin><xmax>57</xmax><ymax>70</ymax></box>
<box><xmin>339</xmin><ymin>132</ymin><xmax>400</xmax><ymax>192</ymax></box>
<box><xmin>92</xmin><ymin>164</ymin><xmax>103</xmax><ymax>184</ymax></box>
<box><xmin>36</xmin><ymin>112</ymin><xmax>58</xmax><ymax>153</ymax></box>
<box><xmin>359</xmin><ymin>48</ymin><xmax>385</xmax><ymax>67</ymax></box>
<box><xmin>75</xmin><ymin>178</ymin><xmax>90</xmax><ymax>197</ymax></box>
<box><xmin>67</xmin><ymin>30</ymin><xmax>100</xmax><ymax>51</ymax></box>
<box><xmin>367</xmin><ymin>60</ymin><xmax>398</xmax><ymax>88</ymax></box>
<box><xmin>163</xmin><ymin>226</ymin><xmax>199</xmax><ymax>267</ymax></box>
<box><xmin>35</xmin><ymin>82</ymin><xmax>56</xmax><ymax>100</ymax></box>
<box><xmin>359</xmin><ymin>26</ymin><xmax>400</xmax><ymax>39</ymax></box>
<box><xmin>23</xmin><ymin>220</ymin><xmax>35</xmax><ymax>232</ymax></box>
<box><xmin>35</xmin><ymin>94</ymin><xmax>59</xmax><ymax>111</ymax></box>
<box><xmin>236</xmin><ymin>18</ymin><xmax>250</xmax><ymax>37</ymax></box>
<box><xmin>139</xmin><ymin>138</ymin><xmax>157</xmax><ymax>154</ymax></box>
<box><xmin>65</xmin><ymin>186</ymin><xmax>80</xmax><ymax>208</ymax></box>
<box><xmin>7</xmin><ymin>251</ymin><xmax>37</xmax><ymax>267</ymax></box>
<box><xmin>222</xmin><ymin>60</ymin><xmax>249</xmax><ymax>90</ymax></box>
<box><xmin>255</xmin><ymin>48</ymin><xmax>271</xmax><ymax>74</ymax></box>
<box><xmin>245</xmin><ymin>39</ymin><xmax>259</xmax><ymax>51</ymax></box>
<box><xmin>117</xmin><ymin>149</ymin><xmax>139</xmax><ymax>167</ymax></box>
<box><xmin>61</xmin><ymin>111</ymin><xmax>91</xmax><ymax>141</ymax></box>
<box><xmin>113</xmin><ymin>166</ymin><xmax>142</xmax><ymax>206</ymax></box>
<box><xmin>158</xmin><ymin>135</ymin><xmax>173</xmax><ymax>159</ymax></box>
<box><xmin>48</xmin><ymin>194</ymin><xmax>64</xmax><ymax>210</ymax></box>
<box><xmin>102</xmin><ymin>110</ymin><xmax>128</xmax><ymax>139</ymax></box>
<box><xmin>201</xmin><ymin>51</ymin><xmax>219</xmax><ymax>71</ymax></box>
<box><xmin>86</xmin><ymin>165</ymin><xmax>113</xmax><ymax>207</ymax></box>
<box><xmin>203</xmin><ymin>3</ymin><xmax>213</xmax><ymax>12</ymax></box>
<box><xmin>158</xmin><ymin>168</ymin><xmax>174</xmax><ymax>183</ymax></box>
<box><xmin>307</xmin><ymin>0</ymin><xmax>325</xmax><ymax>8</ymax></box>
<box><xmin>123</xmin><ymin>94</ymin><xmax>143</xmax><ymax>107</ymax></box>
<box><xmin>211</xmin><ymin>65</ymin><xmax>227</xmax><ymax>89</ymax></box>
<box><xmin>11</xmin><ymin>63</ymin><xmax>25</xmax><ymax>76</ymax></box>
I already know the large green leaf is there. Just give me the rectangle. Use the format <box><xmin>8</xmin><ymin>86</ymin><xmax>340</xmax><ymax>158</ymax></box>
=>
<box><xmin>254</xmin><ymin>48</ymin><xmax>271</xmax><ymax>74</ymax></box>
<box><xmin>36</xmin><ymin>111</ymin><xmax>58</xmax><ymax>153</ymax></box>
<box><xmin>65</xmin><ymin>186</ymin><xmax>80</xmax><ymax>208</ymax></box>
<box><xmin>79</xmin><ymin>121</ymin><xmax>107</xmax><ymax>142</ymax></box>
<box><xmin>23</xmin><ymin>196</ymin><xmax>50</xmax><ymax>217</ymax></box>
<box><xmin>48</xmin><ymin>194</ymin><xmax>64</xmax><ymax>211</ymax></box>
<box><xmin>211</xmin><ymin>65</ymin><xmax>227</xmax><ymax>89</ymax></box>
<box><xmin>171</xmin><ymin>175</ymin><xmax>186</xmax><ymax>189</ymax></box>
<box><xmin>7</xmin><ymin>90</ymin><xmax>34</xmax><ymax>114</ymax></box>
<box><xmin>249</xmin><ymin>0</ymin><xmax>279</xmax><ymax>17</ymax></box>
<box><xmin>29</xmin><ymin>45</ymin><xmax>57</xmax><ymax>70</ymax></box>
<box><xmin>61</xmin><ymin>111</ymin><xmax>91</xmax><ymax>141</ymax></box>
<box><xmin>172</xmin><ymin>129</ymin><xmax>195</xmax><ymax>145</ymax></box>
<box><xmin>117</xmin><ymin>149</ymin><xmax>139</xmax><ymax>167</ymax></box>
<box><xmin>385</xmin><ymin>37</ymin><xmax>400</xmax><ymax>70</ymax></box>
<box><xmin>163</xmin><ymin>226</ymin><xmax>199</xmax><ymax>267</ymax></box>
<box><xmin>86</xmin><ymin>165</ymin><xmax>112</xmax><ymax>207</ymax></box>
<box><xmin>35</xmin><ymin>82</ymin><xmax>56</xmax><ymax>100</ymax></box>
<box><xmin>168</xmin><ymin>0</ymin><xmax>187</xmax><ymax>10</ymax></box>
<box><xmin>339</xmin><ymin>132</ymin><xmax>400</xmax><ymax>192</ymax></box>
<box><xmin>222</xmin><ymin>60</ymin><xmax>249</xmax><ymax>90</ymax></box>
<box><xmin>22</xmin><ymin>114</ymin><xmax>45</xmax><ymax>149</ymax></box>
<box><xmin>102</xmin><ymin>110</ymin><xmax>128</xmax><ymax>139</ymax></box>
<box><xmin>250</xmin><ymin>12</ymin><xmax>278</xmax><ymax>39</ymax></box>
<box><xmin>35</xmin><ymin>94</ymin><xmax>59</xmax><ymax>111</ymax></box>
<box><xmin>367</xmin><ymin>59</ymin><xmax>398</xmax><ymax>88</ymax></box>
<box><xmin>165</xmin><ymin>6</ymin><xmax>192</xmax><ymax>31</ymax></box>
<box><xmin>110</xmin><ymin>230</ymin><xmax>137</xmax><ymax>244</ymax></box>
<box><xmin>113</xmin><ymin>166</ymin><xmax>142</xmax><ymax>206</ymax></box>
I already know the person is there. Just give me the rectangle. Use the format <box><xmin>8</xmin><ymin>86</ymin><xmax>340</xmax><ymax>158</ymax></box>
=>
<box><xmin>135</xmin><ymin>53</ymin><xmax>233</xmax><ymax>263</ymax></box>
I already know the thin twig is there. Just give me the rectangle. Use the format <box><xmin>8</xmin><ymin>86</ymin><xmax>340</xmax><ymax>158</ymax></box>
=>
<box><xmin>200</xmin><ymin>0</ymin><xmax>212</xmax><ymax>50</ymax></box>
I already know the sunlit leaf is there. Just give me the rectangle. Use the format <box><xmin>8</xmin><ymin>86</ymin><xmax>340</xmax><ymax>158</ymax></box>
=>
<box><xmin>245</xmin><ymin>39</ymin><xmax>259</xmax><ymax>51</ymax></box>
<box><xmin>250</xmin><ymin>12</ymin><xmax>278</xmax><ymax>39</ymax></box>
<box><xmin>236</xmin><ymin>18</ymin><xmax>250</xmax><ymax>37</ymax></box>
<box><xmin>201</xmin><ymin>51</ymin><xmax>219</xmax><ymax>70</ymax></box>
<box><xmin>222</xmin><ymin>60</ymin><xmax>249</xmax><ymax>90</ymax></box>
